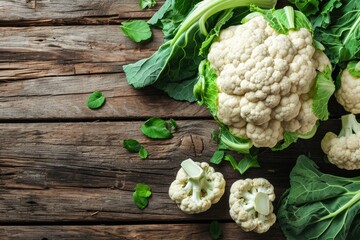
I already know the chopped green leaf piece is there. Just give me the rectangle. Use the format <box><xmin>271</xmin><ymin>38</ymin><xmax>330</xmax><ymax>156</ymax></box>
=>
<box><xmin>223</xmin><ymin>154</ymin><xmax>239</xmax><ymax>171</ymax></box>
<box><xmin>238</xmin><ymin>154</ymin><xmax>260</xmax><ymax>174</ymax></box>
<box><xmin>139</xmin><ymin>0</ymin><xmax>156</xmax><ymax>9</ymax></box>
<box><xmin>139</xmin><ymin>146</ymin><xmax>149</xmax><ymax>159</ymax></box>
<box><xmin>210</xmin><ymin>150</ymin><xmax>224</xmax><ymax>165</ymax></box>
<box><xmin>135</xmin><ymin>183</ymin><xmax>152</xmax><ymax>198</ymax></box>
<box><xmin>133</xmin><ymin>192</ymin><xmax>149</xmax><ymax>209</ymax></box>
<box><xmin>168</xmin><ymin>118</ymin><xmax>177</xmax><ymax>130</ymax></box>
<box><xmin>209</xmin><ymin>220</ymin><xmax>222</xmax><ymax>240</ymax></box>
<box><xmin>133</xmin><ymin>183</ymin><xmax>152</xmax><ymax>210</ymax></box>
<box><xmin>123</xmin><ymin>139</ymin><xmax>142</xmax><ymax>153</ymax></box>
<box><xmin>120</xmin><ymin>20</ymin><xmax>152</xmax><ymax>43</ymax></box>
<box><xmin>141</xmin><ymin>117</ymin><xmax>173</xmax><ymax>139</ymax></box>
<box><xmin>87</xmin><ymin>91</ymin><xmax>106</xmax><ymax>110</ymax></box>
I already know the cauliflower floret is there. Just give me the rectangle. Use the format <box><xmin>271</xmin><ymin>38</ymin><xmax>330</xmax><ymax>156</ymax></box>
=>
<box><xmin>321</xmin><ymin>114</ymin><xmax>360</xmax><ymax>170</ymax></box>
<box><xmin>229</xmin><ymin>178</ymin><xmax>276</xmax><ymax>233</ymax></box>
<box><xmin>283</xmin><ymin>97</ymin><xmax>317</xmax><ymax>134</ymax></box>
<box><xmin>335</xmin><ymin>67</ymin><xmax>360</xmax><ymax>114</ymax></box>
<box><xmin>207</xmin><ymin>14</ymin><xmax>331</xmax><ymax>148</ymax></box>
<box><xmin>246</xmin><ymin>119</ymin><xmax>284</xmax><ymax>148</ymax></box>
<box><xmin>169</xmin><ymin>159</ymin><xmax>226</xmax><ymax>214</ymax></box>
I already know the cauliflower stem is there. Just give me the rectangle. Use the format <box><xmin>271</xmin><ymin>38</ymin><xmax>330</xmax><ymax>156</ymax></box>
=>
<box><xmin>321</xmin><ymin>114</ymin><xmax>360</xmax><ymax>170</ymax></box>
<box><xmin>181</xmin><ymin>159</ymin><xmax>215</xmax><ymax>203</ymax></box>
<box><xmin>339</xmin><ymin>113</ymin><xmax>360</xmax><ymax>137</ymax></box>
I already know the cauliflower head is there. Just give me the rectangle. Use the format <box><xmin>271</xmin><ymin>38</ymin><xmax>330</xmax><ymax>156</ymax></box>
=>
<box><xmin>194</xmin><ymin>7</ymin><xmax>335</xmax><ymax>151</ymax></box>
<box><xmin>229</xmin><ymin>178</ymin><xmax>276</xmax><ymax>233</ymax></box>
<box><xmin>321</xmin><ymin>114</ymin><xmax>360</xmax><ymax>170</ymax></box>
<box><xmin>335</xmin><ymin>61</ymin><xmax>360</xmax><ymax>114</ymax></box>
<box><xmin>169</xmin><ymin>159</ymin><xmax>226</xmax><ymax>214</ymax></box>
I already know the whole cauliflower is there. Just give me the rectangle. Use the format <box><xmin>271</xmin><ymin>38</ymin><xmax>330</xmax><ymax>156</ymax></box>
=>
<box><xmin>335</xmin><ymin>61</ymin><xmax>360</xmax><ymax>114</ymax></box>
<box><xmin>169</xmin><ymin>159</ymin><xmax>226</xmax><ymax>214</ymax></box>
<box><xmin>321</xmin><ymin>114</ymin><xmax>360</xmax><ymax>170</ymax></box>
<box><xmin>195</xmin><ymin>6</ymin><xmax>335</xmax><ymax>151</ymax></box>
<box><xmin>229</xmin><ymin>178</ymin><xmax>276</xmax><ymax>233</ymax></box>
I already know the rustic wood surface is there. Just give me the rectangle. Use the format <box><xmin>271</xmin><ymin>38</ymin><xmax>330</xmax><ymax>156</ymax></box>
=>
<box><xmin>0</xmin><ymin>0</ymin><xmax>359</xmax><ymax>239</ymax></box>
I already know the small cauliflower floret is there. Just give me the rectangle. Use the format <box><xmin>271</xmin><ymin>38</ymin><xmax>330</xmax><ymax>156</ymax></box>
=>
<box><xmin>229</xmin><ymin>178</ymin><xmax>276</xmax><ymax>233</ymax></box>
<box><xmin>169</xmin><ymin>159</ymin><xmax>226</xmax><ymax>214</ymax></box>
<box><xmin>321</xmin><ymin>114</ymin><xmax>360</xmax><ymax>170</ymax></box>
<box><xmin>206</xmin><ymin>13</ymin><xmax>333</xmax><ymax>149</ymax></box>
<box><xmin>335</xmin><ymin>63</ymin><xmax>360</xmax><ymax>114</ymax></box>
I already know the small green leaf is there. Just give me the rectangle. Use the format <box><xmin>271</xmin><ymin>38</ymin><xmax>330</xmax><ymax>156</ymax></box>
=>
<box><xmin>209</xmin><ymin>220</ymin><xmax>222</xmax><ymax>240</ymax></box>
<box><xmin>211</xmin><ymin>130</ymin><xmax>219</xmax><ymax>143</ymax></box>
<box><xmin>141</xmin><ymin>117</ymin><xmax>173</xmax><ymax>139</ymax></box>
<box><xmin>168</xmin><ymin>118</ymin><xmax>177</xmax><ymax>130</ymax></box>
<box><xmin>133</xmin><ymin>192</ymin><xmax>149</xmax><ymax>209</ymax></box>
<box><xmin>139</xmin><ymin>146</ymin><xmax>149</xmax><ymax>159</ymax></box>
<box><xmin>123</xmin><ymin>139</ymin><xmax>142</xmax><ymax>153</ymax></box>
<box><xmin>347</xmin><ymin>61</ymin><xmax>360</xmax><ymax>77</ymax></box>
<box><xmin>210</xmin><ymin>150</ymin><xmax>224</xmax><ymax>165</ymax></box>
<box><xmin>135</xmin><ymin>183</ymin><xmax>152</xmax><ymax>198</ymax></box>
<box><xmin>223</xmin><ymin>154</ymin><xmax>239</xmax><ymax>171</ymax></box>
<box><xmin>133</xmin><ymin>183</ymin><xmax>152</xmax><ymax>210</ymax></box>
<box><xmin>87</xmin><ymin>91</ymin><xmax>106</xmax><ymax>110</ymax></box>
<box><xmin>120</xmin><ymin>20</ymin><xmax>152</xmax><ymax>43</ymax></box>
<box><xmin>238</xmin><ymin>154</ymin><xmax>260</xmax><ymax>174</ymax></box>
<box><xmin>139</xmin><ymin>0</ymin><xmax>156</xmax><ymax>9</ymax></box>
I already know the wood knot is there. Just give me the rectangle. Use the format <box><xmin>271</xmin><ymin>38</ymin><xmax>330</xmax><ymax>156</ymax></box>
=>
<box><xmin>180</xmin><ymin>134</ymin><xmax>205</xmax><ymax>157</ymax></box>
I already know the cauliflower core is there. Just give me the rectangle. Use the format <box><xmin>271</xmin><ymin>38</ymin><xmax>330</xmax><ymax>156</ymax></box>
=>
<box><xmin>229</xmin><ymin>178</ymin><xmax>276</xmax><ymax>233</ymax></box>
<box><xmin>169</xmin><ymin>159</ymin><xmax>226</xmax><ymax>214</ymax></box>
<box><xmin>208</xmin><ymin>16</ymin><xmax>329</xmax><ymax>148</ymax></box>
<box><xmin>335</xmin><ymin>68</ymin><xmax>360</xmax><ymax>114</ymax></box>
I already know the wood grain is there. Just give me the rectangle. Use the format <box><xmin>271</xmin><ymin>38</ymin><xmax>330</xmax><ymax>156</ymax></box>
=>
<box><xmin>0</xmin><ymin>0</ymin><xmax>164</xmax><ymax>25</ymax></box>
<box><xmin>0</xmin><ymin>120</ymin><xmax>358</xmax><ymax>223</ymax></box>
<box><xmin>0</xmin><ymin>25</ymin><xmax>162</xmax><ymax>80</ymax></box>
<box><xmin>0</xmin><ymin>223</ymin><xmax>285</xmax><ymax>240</ymax></box>
<box><xmin>0</xmin><ymin>73</ymin><xmax>210</xmax><ymax>120</ymax></box>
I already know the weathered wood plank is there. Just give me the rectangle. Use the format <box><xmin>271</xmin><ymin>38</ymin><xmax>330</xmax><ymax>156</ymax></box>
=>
<box><xmin>0</xmin><ymin>223</ymin><xmax>285</xmax><ymax>240</ymax></box>
<box><xmin>0</xmin><ymin>25</ymin><xmax>162</xmax><ymax>80</ymax></box>
<box><xmin>0</xmin><ymin>0</ymin><xmax>164</xmax><ymax>24</ymax></box>
<box><xmin>0</xmin><ymin>73</ymin><xmax>210</xmax><ymax>120</ymax></box>
<box><xmin>0</xmin><ymin>25</ymin><xmax>347</xmax><ymax>120</ymax></box>
<box><xmin>0</xmin><ymin>120</ymin><xmax>358</xmax><ymax>223</ymax></box>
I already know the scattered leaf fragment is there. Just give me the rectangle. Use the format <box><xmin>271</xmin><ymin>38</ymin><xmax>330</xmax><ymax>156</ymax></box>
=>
<box><xmin>210</xmin><ymin>150</ymin><xmax>224</xmax><ymax>164</ymax></box>
<box><xmin>139</xmin><ymin>146</ymin><xmax>149</xmax><ymax>159</ymax></box>
<box><xmin>141</xmin><ymin>117</ymin><xmax>173</xmax><ymax>139</ymax></box>
<box><xmin>120</xmin><ymin>20</ymin><xmax>152</xmax><ymax>43</ymax></box>
<box><xmin>168</xmin><ymin>118</ymin><xmax>177</xmax><ymax>130</ymax></box>
<box><xmin>87</xmin><ymin>91</ymin><xmax>106</xmax><ymax>110</ymax></box>
<box><xmin>139</xmin><ymin>0</ymin><xmax>156</xmax><ymax>9</ymax></box>
<box><xmin>209</xmin><ymin>220</ymin><xmax>222</xmax><ymax>240</ymax></box>
<box><xmin>133</xmin><ymin>183</ymin><xmax>152</xmax><ymax>209</ymax></box>
<box><xmin>123</xmin><ymin>139</ymin><xmax>142</xmax><ymax>153</ymax></box>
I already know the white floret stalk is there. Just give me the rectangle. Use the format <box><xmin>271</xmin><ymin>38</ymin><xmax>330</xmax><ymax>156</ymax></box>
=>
<box><xmin>339</xmin><ymin>114</ymin><xmax>360</xmax><ymax>137</ymax></box>
<box><xmin>242</xmin><ymin>188</ymin><xmax>271</xmax><ymax>215</ymax></box>
<box><xmin>181</xmin><ymin>159</ymin><xmax>213</xmax><ymax>202</ymax></box>
<box><xmin>171</xmin><ymin>0</ymin><xmax>277</xmax><ymax>44</ymax></box>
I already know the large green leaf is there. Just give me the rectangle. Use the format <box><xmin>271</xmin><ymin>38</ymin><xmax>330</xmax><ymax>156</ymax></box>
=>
<box><xmin>278</xmin><ymin>155</ymin><xmax>360</xmax><ymax>239</ymax></box>
<box><xmin>313</xmin><ymin>0</ymin><xmax>360</xmax><ymax>66</ymax></box>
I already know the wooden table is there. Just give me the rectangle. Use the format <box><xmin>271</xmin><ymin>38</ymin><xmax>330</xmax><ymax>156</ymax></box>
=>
<box><xmin>0</xmin><ymin>1</ymin><xmax>359</xmax><ymax>239</ymax></box>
